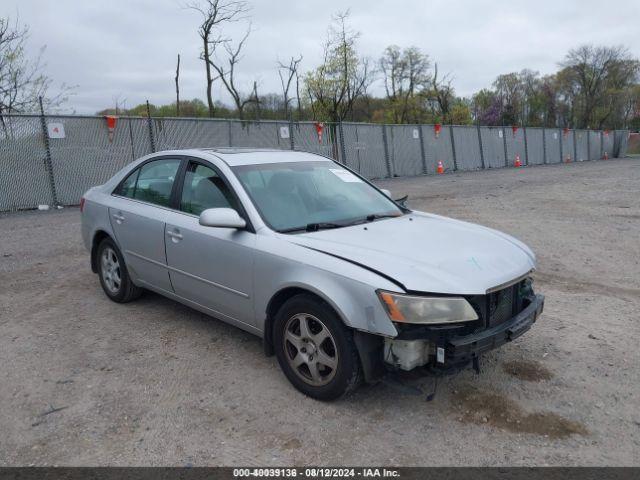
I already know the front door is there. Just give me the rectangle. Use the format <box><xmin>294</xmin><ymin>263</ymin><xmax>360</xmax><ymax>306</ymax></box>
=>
<box><xmin>164</xmin><ymin>160</ymin><xmax>256</xmax><ymax>327</ymax></box>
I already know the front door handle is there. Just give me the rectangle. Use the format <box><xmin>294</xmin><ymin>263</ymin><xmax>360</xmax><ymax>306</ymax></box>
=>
<box><xmin>167</xmin><ymin>229</ymin><xmax>183</xmax><ymax>242</ymax></box>
<box><xmin>112</xmin><ymin>212</ymin><xmax>125</xmax><ymax>224</ymax></box>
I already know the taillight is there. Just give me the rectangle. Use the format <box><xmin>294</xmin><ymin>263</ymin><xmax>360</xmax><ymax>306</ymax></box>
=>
<box><xmin>80</xmin><ymin>197</ymin><xmax>85</xmax><ymax>213</ymax></box>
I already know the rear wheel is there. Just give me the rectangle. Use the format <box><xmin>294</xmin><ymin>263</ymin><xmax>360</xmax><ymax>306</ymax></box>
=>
<box><xmin>97</xmin><ymin>237</ymin><xmax>143</xmax><ymax>303</ymax></box>
<box><xmin>274</xmin><ymin>294</ymin><xmax>362</xmax><ymax>400</ymax></box>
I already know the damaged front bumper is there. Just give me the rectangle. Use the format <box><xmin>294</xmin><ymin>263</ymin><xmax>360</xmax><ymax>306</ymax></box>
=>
<box><xmin>445</xmin><ymin>293</ymin><xmax>544</xmax><ymax>363</ymax></box>
<box><xmin>383</xmin><ymin>294</ymin><xmax>545</xmax><ymax>372</ymax></box>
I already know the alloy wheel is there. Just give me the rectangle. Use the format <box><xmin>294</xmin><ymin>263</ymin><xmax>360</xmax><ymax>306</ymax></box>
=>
<box><xmin>101</xmin><ymin>247</ymin><xmax>122</xmax><ymax>294</ymax></box>
<box><xmin>283</xmin><ymin>313</ymin><xmax>339</xmax><ymax>386</ymax></box>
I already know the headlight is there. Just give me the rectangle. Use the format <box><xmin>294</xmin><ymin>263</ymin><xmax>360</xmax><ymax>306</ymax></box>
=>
<box><xmin>377</xmin><ymin>290</ymin><xmax>479</xmax><ymax>324</ymax></box>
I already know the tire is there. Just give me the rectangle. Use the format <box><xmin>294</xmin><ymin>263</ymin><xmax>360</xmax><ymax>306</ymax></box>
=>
<box><xmin>273</xmin><ymin>294</ymin><xmax>362</xmax><ymax>400</ymax></box>
<box><xmin>96</xmin><ymin>237</ymin><xmax>143</xmax><ymax>303</ymax></box>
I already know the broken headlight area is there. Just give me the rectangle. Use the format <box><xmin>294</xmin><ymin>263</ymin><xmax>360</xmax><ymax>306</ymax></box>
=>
<box><xmin>382</xmin><ymin>278</ymin><xmax>540</xmax><ymax>372</ymax></box>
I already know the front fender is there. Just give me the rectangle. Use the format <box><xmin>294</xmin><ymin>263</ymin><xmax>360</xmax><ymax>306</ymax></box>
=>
<box><xmin>253</xmin><ymin>236</ymin><xmax>400</xmax><ymax>338</ymax></box>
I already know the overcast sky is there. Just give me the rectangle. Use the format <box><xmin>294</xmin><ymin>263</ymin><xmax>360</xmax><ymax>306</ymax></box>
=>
<box><xmin>2</xmin><ymin>0</ymin><xmax>639</xmax><ymax>114</ymax></box>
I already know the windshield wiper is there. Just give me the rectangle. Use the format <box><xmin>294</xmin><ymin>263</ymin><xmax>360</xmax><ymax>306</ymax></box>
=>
<box><xmin>278</xmin><ymin>222</ymin><xmax>345</xmax><ymax>233</ymax></box>
<box><xmin>278</xmin><ymin>214</ymin><xmax>402</xmax><ymax>233</ymax></box>
<box><xmin>364</xmin><ymin>213</ymin><xmax>402</xmax><ymax>222</ymax></box>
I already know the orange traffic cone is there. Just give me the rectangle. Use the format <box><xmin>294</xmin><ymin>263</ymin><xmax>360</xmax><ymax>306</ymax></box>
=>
<box><xmin>565</xmin><ymin>154</ymin><xmax>571</xmax><ymax>163</ymax></box>
<box><xmin>603</xmin><ymin>151</ymin><xmax>609</xmax><ymax>160</ymax></box>
<box><xmin>514</xmin><ymin>154</ymin><xmax>521</xmax><ymax>167</ymax></box>
<box><xmin>436</xmin><ymin>160</ymin><xmax>444</xmax><ymax>174</ymax></box>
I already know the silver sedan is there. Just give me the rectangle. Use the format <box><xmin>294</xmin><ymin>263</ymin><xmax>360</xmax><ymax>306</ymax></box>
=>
<box><xmin>81</xmin><ymin>148</ymin><xmax>544</xmax><ymax>400</ymax></box>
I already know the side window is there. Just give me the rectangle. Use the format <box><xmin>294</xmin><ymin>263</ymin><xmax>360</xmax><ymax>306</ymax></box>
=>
<box><xmin>132</xmin><ymin>159</ymin><xmax>181</xmax><ymax>207</ymax></box>
<box><xmin>180</xmin><ymin>162</ymin><xmax>238</xmax><ymax>216</ymax></box>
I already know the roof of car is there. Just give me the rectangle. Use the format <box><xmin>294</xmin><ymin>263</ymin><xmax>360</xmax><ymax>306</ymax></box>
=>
<box><xmin>198</xmin><ymin>148</ymin><xmax>331</xmax><ymax>166</ymax></box>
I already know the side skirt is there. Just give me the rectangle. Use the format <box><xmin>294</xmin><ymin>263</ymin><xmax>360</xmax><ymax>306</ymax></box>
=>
<box><xmin>137</xmin><ymin>280</ymin><xmax>263</xmax><ymax>338</ymax></box>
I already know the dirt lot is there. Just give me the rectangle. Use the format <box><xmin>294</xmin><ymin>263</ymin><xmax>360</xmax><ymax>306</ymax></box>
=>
<box><xmin>1</xmin><ymin>159</ymin><xmax>639</xmax><ymax>466</ymax></box>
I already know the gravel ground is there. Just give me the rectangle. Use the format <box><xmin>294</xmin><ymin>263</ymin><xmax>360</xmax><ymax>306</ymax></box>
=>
<box><xmin>1</xmin><ymin>158</ymin><xmax>639</xmax><ymax>466</ymax></box>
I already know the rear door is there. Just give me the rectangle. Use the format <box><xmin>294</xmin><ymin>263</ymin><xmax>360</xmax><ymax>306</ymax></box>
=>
<box><xmin>163</xmin><ymin>159</ymin><xmax>256</xmax><ymax>327</ymax></box>
<box><xmin>109</xmin><ymin>157</ymin><xmax>182</xmax><ymax>292</ymax></box>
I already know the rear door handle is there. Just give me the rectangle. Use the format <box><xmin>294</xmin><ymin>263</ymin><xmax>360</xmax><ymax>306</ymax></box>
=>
<box><xmin>112</xmin><ymin>212</ymin><xmax>125</xmax><ymax>224</ymax></box>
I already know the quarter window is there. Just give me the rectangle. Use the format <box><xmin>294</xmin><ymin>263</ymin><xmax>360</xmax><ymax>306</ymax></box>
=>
<box><xmin>180</xmin><ymin>162</ymin><xmax>238</xmax><ymax>215</ymax></box>
<box><xmin>117</xmin><ymin>169</ymin><xmax>139</xmax><ymax>198</ymax></box>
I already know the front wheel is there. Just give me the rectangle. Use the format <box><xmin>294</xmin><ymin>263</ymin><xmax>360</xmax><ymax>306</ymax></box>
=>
<box><xmin>273</xmin><ymin>294</ymin><xmax>362</xmax><ymax>400</ymax></box>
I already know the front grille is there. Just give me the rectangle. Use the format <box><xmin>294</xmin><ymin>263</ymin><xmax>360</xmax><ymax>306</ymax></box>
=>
<box><xmin>467</xmin><ymin>279</ymin><xmax>528</xmax><ymax>329</ymax></box>
<box><xmin>488</xmin><ymin>285</ymin><xmax>515</xmax><ymax>327</ymax></box>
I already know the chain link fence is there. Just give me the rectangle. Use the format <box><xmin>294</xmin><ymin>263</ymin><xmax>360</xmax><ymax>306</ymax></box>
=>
<box><xmin>0</xmin><ymin>113</ymin><xmax>631</xmax><ymax>212</ymax></box>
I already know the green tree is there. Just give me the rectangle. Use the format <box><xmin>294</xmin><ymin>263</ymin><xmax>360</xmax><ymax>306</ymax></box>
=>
<box><xmin>379</xmin><ymin>45</ymin><xmax>430</xmax><ymax>123</ymax></box>
<box><xmin>304</xmin><ymin>11</ymin><xmax>372</xmax><ymax>123</ymax></box>
<box><xmin>449</xmin><ymin>101</ymin><xmax>472</xmax><ymax>125</ymax></box>
<box><xmin>561</xmin><ymin>45</ymin><xmax>639</xmax><ymax>128</ymax></box>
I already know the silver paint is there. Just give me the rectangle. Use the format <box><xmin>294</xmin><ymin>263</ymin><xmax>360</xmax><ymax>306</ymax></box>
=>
<box><xmin>81</xmin><ymin>149</ymin><xmax>537</xmax><ymax>340</ymax></box>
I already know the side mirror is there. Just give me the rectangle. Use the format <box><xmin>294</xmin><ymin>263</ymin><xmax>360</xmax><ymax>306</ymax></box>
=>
<box><xmin>380</xmin><ymin>189</ymin><xmax>392</xmax><ymax>198</ymax></box>
<box><xmin>199</xmin><ymin>208</ymin><xmax>246</xmax><ymax>229</ymax></box>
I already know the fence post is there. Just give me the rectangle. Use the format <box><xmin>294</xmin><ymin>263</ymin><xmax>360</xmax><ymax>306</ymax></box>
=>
<box><xmin>126</xmin><ymin>117</ymin><xmax>136</xmax><ymax>160</ymax></box>
<box><xmin>600</xmin><ymin>130</ymin><xmax>604</xmax><ymax>159</ymax></box>
<box><xmin>587</xmin><ymin>129</ymin><xmax>591</xmax><ymax>160</ymax></box>
<box><xmin>558</xmin><ymin>128</ymin><xmax>563</xmax><ymax>163</ymax></box>
<box><xmin>449</xmin><ymin>125</ymin><xmax>458</xmax><ymax>171</ymax></box>
<box><xmin>289</xmin><ymin>117</ymin><xmax>295</xmax><ymax>151</ymax></box>
<box><xmin>523</xmin><ymin>126</ymin><xmax>529</xmax><ymax>166</ymax></box>
<box><xmin>573</xmin><ymin>129</ymin><xmax>578</xmax><ymax>162</ymax></box>
<box><xmin>228</xmin><ymin>120</ymin><xmax>233</xmax><ymax>147</ymax></box>
<box><xmin>476</xmin><ymin>124</ymin><xmax>485</xmax><ymax>169</ymax></box>
<box><xmin>613</xmin><ymin>130</ymin><xmax>620</xmax><ymax>157</ymax></box>
<box><xmin>502</xmin><ymin>126</ymin><xmax>509</xmax><ymax>167</ymax></box>
<box><xmin>381</xmin><ymin>124</ymin><xmax>393</xmax><ymax>177</ymax></box>
<box><xmin>542</xmin><ymin>128</ymin><xmax>547</xmax><ymax>164</ymax></box>
<box><xmin>38</xmin><ymin>96</ymin><xmax>59</xmax><ymax>207</ymax></box>
<box><xmin>338</xmin><ymin>122</ymin><xmax>347</xmax><ymax>164</ymax></box>
<box><xmin>145</xmin><ymin>100</ymin><xmax>156</xmax><ymax>153</ymax></box>
<box><xmin>418</xmin><ymin>125</ymin><xmax>428</xmax><ymax>174</ymax></box>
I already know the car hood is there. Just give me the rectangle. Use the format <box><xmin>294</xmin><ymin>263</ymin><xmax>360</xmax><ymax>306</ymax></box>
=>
<box><xmin>287</xmin><ymin>212</ymin><xmax>536</xmax><ymax>295</ymax></box>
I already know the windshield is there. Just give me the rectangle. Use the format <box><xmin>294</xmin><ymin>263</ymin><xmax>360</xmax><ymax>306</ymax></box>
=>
<box><xmin>232</xmin><ymin>160</ymin><xmax>404</xmax><ymax>232</ymax></box>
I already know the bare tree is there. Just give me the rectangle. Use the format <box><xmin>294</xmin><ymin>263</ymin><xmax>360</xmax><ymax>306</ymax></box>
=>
<box><xmin>251</xmin><ymin>79</ymin><xmax>261</xmax><ymax>120</ymax></box>
<box><xmin>429</xmin><ymin>63</ymin><xmax>455</xmax><ymax>123</ymax></box>
<box><xmin>294</xmin><ymin>62</ymin><xmax>303</xmax><ymax>120</ymax></box>
<box><xmin>187</xmin><ymin>0</ymin><xmax>250</xmax><ymax>117</ymax></box>
<box><xmin>208</xmin><ymin>27</ymin><xmax>256</xmax><ymax>120</ymax></box>
<box><xmin>112</xmin><ymin>94</ymin><xmax>126</xmax><ymax>115</ymax></box>
<box><xmin>277</xmin><ymin>55</ymin><xmax>302</xmax><ymax>119</ymax></box>
<box><xmin>175</xmin><ymin>54</ymin><xmax>181</xmax><ymax>116</ymax></box>
<box><xmin>0</xmin><ymin>16</ymin><xmax>72</xmax><ymax>115</ymax></box>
